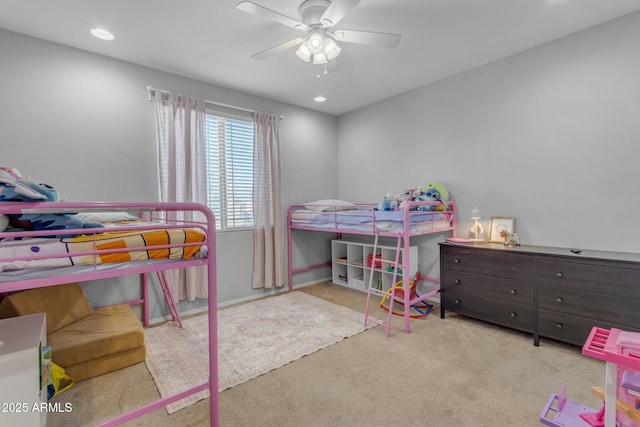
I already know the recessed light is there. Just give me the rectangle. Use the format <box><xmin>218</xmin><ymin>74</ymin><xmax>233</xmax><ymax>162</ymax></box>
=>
<box><xmin>314</xmin><ymin>96</ymin><xmax>326</xmax><ymax>103</ymax></box>
<box><xmin>91</xmin><ymin>28</ymin><xmax>114</xmax><ymax>41</ymax></box>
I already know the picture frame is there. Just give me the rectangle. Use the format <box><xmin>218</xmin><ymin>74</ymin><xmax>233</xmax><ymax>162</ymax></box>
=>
<box><xmin>488</xmin><ymin>216</ymin><xmax>515</xmax><ymax>243</ymax></box>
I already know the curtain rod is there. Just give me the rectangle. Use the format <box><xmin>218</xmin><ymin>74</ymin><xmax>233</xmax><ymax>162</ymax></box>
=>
<box><xmin>146</xmin><ymin>85</ymin><xmax>284</xmax><ymax>119</ymax></box>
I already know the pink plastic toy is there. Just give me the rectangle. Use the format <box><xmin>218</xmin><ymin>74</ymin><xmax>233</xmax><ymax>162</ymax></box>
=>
<box><xmin>540</xmin><ymin>384</ymin><xmax>601</xmax><ymax>427</ymax></box>
<box><xmin>582</xmin><ymin>327</ymin><xmax>640</xmax><ymax>427</ymax></box>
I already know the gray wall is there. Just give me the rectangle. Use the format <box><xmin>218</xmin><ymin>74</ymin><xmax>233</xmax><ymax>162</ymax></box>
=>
<box><xmin>337</xmin><ymin>11</ymin><xmax>640</xmax><ymax>293</ymax></box>
<box><xmin>0</xmin><ymin>28</ymin><xmax>337</xmax><ymax>320</ymax></box>
<box><xmin>3</xmin><ymin>10</ymin><xmax>640</xmax><ymax>317</ymax></box>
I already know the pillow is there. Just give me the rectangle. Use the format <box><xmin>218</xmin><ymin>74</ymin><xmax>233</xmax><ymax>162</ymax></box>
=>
<box><xmin>76</xmin><ymin>211</ymin><xmax>140</xmax><ymax>223</ymax></box>
<box><xmin>0</xmin><ymin>283</ymin><xmax>93</xmax><ymax>333</ymax></box>
<box><xmin>304</xmin><ymin>199</ymin><xmax>355</xmax><ymax>212</ymax></box>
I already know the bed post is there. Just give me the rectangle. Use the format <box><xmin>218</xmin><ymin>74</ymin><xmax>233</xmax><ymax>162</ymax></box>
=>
<box><xmin>287</xmin><ymin>205</ymin><xmax>293</xmax><ymax>291</ymax></box>
<box><xmin>202</xmin><ymin>204</ymin><xmax>220</xmax><ymax>427</ymax></box>
<box><xmin>142</xmin><ymin>273</ymin><xmax>149</xmax><ymax>327</ymax></box>
<box><xmin>402</xmin><ymin>205</ymin><xmax>412</xmax><ymax>333</ymax></box>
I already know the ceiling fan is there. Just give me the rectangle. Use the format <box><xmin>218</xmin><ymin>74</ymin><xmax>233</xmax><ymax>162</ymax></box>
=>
<box><xmin>236</xmin><ymin>0</ymin><xmax>401</xmax><ymax>68</ymax></box>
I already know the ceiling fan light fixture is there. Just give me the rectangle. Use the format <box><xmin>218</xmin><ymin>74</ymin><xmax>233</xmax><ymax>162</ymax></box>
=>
<box><xmin>323</xmin><ymin>37</ymin><xmax>341</xmax><ymax>60</ymax></box>
<box><xmin>307</xmin><ymin>29</ymin><xmax>325</xmax><ymax>54</ymax></box>
<box><xmin>312</xmin><ymin>52</ymin><xmax>328</xmax><ymax>65</ymax></box>
<box><xmin>296</xmin><ymin>43</ymin><xmax>312</xmax><ymax>62</ymax></box>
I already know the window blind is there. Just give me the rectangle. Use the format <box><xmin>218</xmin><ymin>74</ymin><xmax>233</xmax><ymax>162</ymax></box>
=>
<box><xmin>204</xmin><ymin>114</ymin><xmax>254</xmax><ymax>230</ymax></box>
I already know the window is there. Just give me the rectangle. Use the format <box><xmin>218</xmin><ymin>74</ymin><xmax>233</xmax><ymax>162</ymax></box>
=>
<box><xmin>204</xmin><ymin>112</ymin><xmax>254</xmax><ymax>231</ymax></box>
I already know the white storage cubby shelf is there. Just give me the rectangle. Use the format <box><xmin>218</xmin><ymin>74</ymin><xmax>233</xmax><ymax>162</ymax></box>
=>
<box><xmin>331</xmin><ymin>239</ymin><xmax>418</xmax><ymax>292</ymax></box>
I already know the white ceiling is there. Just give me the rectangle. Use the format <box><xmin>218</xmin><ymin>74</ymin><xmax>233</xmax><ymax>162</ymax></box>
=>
<box><xmin>1</xmin><ymin>0</ymin><xmax>639</xmax><ymax>116</ymax></box>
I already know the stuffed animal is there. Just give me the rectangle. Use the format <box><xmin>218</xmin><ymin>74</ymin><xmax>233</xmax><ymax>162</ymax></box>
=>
<box><xmin>0</xmin><ymin>167</ymin><xmax>103</xmax><ymax>237</ymax></box>
<box><xmin>397</xmin><ymin>188</ymin><xmax>416</xmax><ymax>211</ymax></box>
<box><xmin>376</xmin><ymin>193</ymin><xmax>398</xmax><ymax>211</ymax></box>
<box><xmin>418</xmin><ymin>181</ymin><xmax>450</xmax><ymax>211</ymax></box>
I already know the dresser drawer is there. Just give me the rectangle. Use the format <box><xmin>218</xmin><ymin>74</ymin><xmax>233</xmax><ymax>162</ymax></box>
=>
<box><xmin>441</xmin><ymin>270</ymin><xmax>533</xmax><ymax>304</ymax></box>
<box><xmin>537</xmin><ymin>259</ymin><xmax>640</xmax><ymax>297</ymax></box>
<box><xmin>442</xmin><ymin>247</ymin><xmax>535</xmax><ymax>281</ymax></box>
<box><xmin>538</xmin><ymin>309</ymin><xmax>640</xmax><ymax>346</ymax></box>
<box><xmin>442</xmin><ymin>293</ymin><xmax>533</xmax><ymax>332</ymax></box>
<box><xmin>538</xmin><ymin>284</ymin><xmax>640</xmax><ymax>327</ymax></box>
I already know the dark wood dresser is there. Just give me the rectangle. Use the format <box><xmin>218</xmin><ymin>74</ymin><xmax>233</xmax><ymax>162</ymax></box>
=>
<box><xmin>439</xmin><ymin>242</ymin><xmax>640</xmax><ymax>346</ymax></box>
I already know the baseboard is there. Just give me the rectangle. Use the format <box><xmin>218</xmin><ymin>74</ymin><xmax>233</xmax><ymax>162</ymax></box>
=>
<box><xmin>148</xmin><ymin>276</ymin><xmax>331</xmax><ymax>324</ymax></box>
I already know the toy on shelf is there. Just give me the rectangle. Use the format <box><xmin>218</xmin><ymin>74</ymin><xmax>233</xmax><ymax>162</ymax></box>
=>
<box><xmin>379</xmin><ymin>271</ymin><xmax>434</xmax><ymax>319</ymax></box>
<box><xmin>367</xmin><ymin>253</ymin><xmax>382</xmax><ymax>269</ymax></box>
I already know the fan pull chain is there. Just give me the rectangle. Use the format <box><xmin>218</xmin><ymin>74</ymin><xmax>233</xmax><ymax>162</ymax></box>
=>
<box><xmin>315</xmin><ymin>63</ymin><xmax>330</xmax><ymax>79</ymax></box>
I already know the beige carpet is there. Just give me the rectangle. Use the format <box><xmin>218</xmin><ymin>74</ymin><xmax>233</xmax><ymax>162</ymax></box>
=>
<box><xmin>144</xmin><ymin>291</ymin><xmax>372</xmax><ymax>413</ymax></box>
<box><xmin>46</xmin><ymin>283</ymin><xmax>605</xmax><ymax>427</ymax></box>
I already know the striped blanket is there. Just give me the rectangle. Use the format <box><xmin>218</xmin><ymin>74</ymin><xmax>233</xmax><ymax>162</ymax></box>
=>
<box><xmin>0</xmin><ymin>221</ymin><xmax>207</xmax><ymax>272</ymax></box>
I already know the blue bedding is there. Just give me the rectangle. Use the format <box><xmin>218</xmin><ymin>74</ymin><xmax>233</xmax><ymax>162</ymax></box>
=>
<box><xmin>313</xmin><ymin>209</ymin><xmax>445</xmax><ymax>224</ymax></box>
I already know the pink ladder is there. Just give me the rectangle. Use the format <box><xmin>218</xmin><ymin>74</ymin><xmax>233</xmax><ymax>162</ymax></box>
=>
<box><xmin>364</xmin><ymin>234</ymin><xmax>403</xmax><ymax>337</ymax></box>
<box><xmin>156</xmin><ymin>270</ymin><xmax>184</xmax><ymax>328</ymax></box>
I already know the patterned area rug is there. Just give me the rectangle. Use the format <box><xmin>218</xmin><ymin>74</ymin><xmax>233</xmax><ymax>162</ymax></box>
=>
<box><xmin>144</xmin><ymin>291</ymin><xmax>371</xmax><ymax>413</ymax></box>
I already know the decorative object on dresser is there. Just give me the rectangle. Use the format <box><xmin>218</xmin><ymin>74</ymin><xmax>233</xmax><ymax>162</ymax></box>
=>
<box><xmin>439</xmin><ymin>242</ymin><xmax>640</xmax><ymax>346</ymax></box>
<box><xmin>487</xmin><ymin>216</ymin><xmax>515</xmax><ymax>243</ymax></box>
<box><xmin>470</xmin><ymin>208</ymin><xmax>485</xmax><ymax>241</ymax></box>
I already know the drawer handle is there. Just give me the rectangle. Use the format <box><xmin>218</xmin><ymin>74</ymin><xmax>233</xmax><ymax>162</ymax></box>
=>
<box><xmin>455</xmin><ymin>279</ymin><xmax>461</xmax><ymax>285</ymax></box>
<box><xmin>510</xmin><ymin>312</ymin><xmax>517</xmax><ymax>318</ymax></box>
<box><xmin>455</xmin><ymin>299</ymin><xmax>461</xmax><ymax>304</ymax></box>
<box><xmin>556</xmin><ymin>272</ymin><xmax>563</xmax><ymax>278</ymax></box>
<box><xmin>556</xmin><ymin>297</ymin><xmax>563</xmax><ymax>303</ymax></box>
<box><xmin>510</xmin><ymin>289</ymin><xmax>517</xmax><ymax>295</ymax></box>
<box><xmin>454</xmin><ymin>258</ymin><xmax>460</xmax><ymax>264</ymax></box>
<box><xmin>556</xmin><ymin>323</ymin><xmax>563</xmax><ymax>329</ymax></box>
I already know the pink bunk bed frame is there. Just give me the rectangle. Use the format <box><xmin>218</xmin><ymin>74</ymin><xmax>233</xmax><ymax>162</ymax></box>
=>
<box><xmin>0</xmin><ymin>201</ymin><xmax>219</xmax><ymax>427</ymax></box>
<box><xmin>287</xmin><ymin>200</ymin><xmax>457</xmax><ymax>334</ymax></box>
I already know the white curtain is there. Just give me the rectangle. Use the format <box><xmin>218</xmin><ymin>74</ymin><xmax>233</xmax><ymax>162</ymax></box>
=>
<box><xmin>155</xmin><ymin>92</ymin><xmax>208</xmax><ymax>301</ymax></box>
<box><xmin>252</xmin><ymin>112</ymin><xmax>284</xmax><ymax>288</ymax></box>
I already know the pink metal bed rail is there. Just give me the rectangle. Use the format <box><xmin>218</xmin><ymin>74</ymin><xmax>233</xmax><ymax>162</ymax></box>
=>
<box><xmin>0</xmin><ymin>201</ymin><xmax>219</xmax><ymax>427</ymax></box>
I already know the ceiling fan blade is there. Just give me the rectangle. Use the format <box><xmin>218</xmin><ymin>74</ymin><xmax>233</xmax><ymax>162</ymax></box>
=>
<box><xmin>333</xmin><ymin>29</ymin><xmax>401</xmax><ymax>48</ymax></box>
<box><xmin>236</xmin><ymin>1</ymin><xmax>307</xmax><ymax>31</ymax></box>
<box><xmin>320</xmin><ymin>0</ymin><xmax>361</xmax><ymax>27</ymax></box>
<box><xmin>250</xmin><ymin>37</ymin><xmax>305</xmax><ymax>60</ymax></box>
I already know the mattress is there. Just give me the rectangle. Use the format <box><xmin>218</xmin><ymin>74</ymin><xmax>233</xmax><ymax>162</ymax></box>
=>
<box><xmin>289</xmin><ymin>208</ymin><xmax>451</xmax><ymax>232</ymax></box>
<box><xmin>0</xmin><ymin>220</ymin><xmax>207</xmax><ymax>272</ymax></box>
